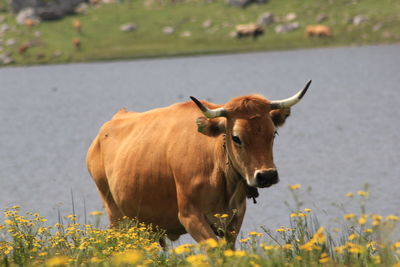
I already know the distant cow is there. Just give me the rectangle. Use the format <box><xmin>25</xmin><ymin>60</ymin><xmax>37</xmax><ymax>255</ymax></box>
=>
<box><xmin>236</xmin><ymin>24</ymin><xmax>264</xmax><ymax>39</ymax></box>
<box><xmin>86</xmin><ymin>81</ymin><xmax>311</xmax><ymax>245</ymax></box>
<box><xmin>305</xmin><ymin>25</ymin><xmax>333</xmax><ymax>37</ymax></box>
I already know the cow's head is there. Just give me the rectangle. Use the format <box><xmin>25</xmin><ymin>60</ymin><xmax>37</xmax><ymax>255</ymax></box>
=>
<box><xmin>191</xmin><ymin>80</ymin><xmax>311</xmax><ymax>188</ymax></box>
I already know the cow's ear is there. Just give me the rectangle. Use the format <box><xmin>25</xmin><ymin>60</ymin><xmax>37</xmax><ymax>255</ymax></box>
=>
<box><xmin>269</xmin><ymin>108</ymin><xmax>291</xmax><ymax>127</ymax></box>
<box><xmin>195</xmin><ymin>117</ymin><xmax>226</xmax><ymax>137</ymax></box>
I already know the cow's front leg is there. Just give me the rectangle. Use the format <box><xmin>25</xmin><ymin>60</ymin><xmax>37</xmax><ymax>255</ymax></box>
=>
<box><xmin>176</xmin><ymin>189</ymin><xmax>217</xmax><ymax>242</ymax></box>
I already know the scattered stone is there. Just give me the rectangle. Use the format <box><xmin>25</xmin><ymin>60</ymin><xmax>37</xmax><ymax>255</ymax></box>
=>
<box><xmin>120</xmin><ymin>23</ymin><xmax>137</xmax><ymax>32</ymax></box>
<box><xmin>258</xmin><ymin>12</ymin><xmax>274</xmax><ymax>26</ymax></box>
<box><xmin>16</xmin><ymin>7</ymin><xmax>41</xmax><ymax>25</ymax></box>
<box><xmin>52</xmin><ymin>50</ymin><xmax>62</xmax><ymax>58</ymax></box>
<box><xmin>0</xmin><ymin>15</ymin><xmax>6</xmax><ymax>23</ymax></box>
<box><xmin>225</xmin><ymin>0</ymin><xmax>267</xmax><ymax>7</ymax></box>
<box><xmin>275</xmin><ymin>22</ymin><xmax>299</xmax><ymax>33</ymax></box>
<box><xmin>0</xmin><ymin>24</ymin><xmax>10</xmax><ymax>32</ymax></box>
<box><xmin>202</xmin><ymin>19</ymin><xmax>213</xmax><ymax>28</ymax></box>
<box><xmin>162</xmin><ymin>26</ymin><xmax>174</xmax><ymax>35</ymax></box>
<box><xmin>351</xmin><ymin>15</ymin><xmax>367</xmax><ymax>25</ymax></box>
<box><xmin>285</xmin><ymin>12</ymin><xmax>297</xmax><ymax>22</ymax></box>
<box><xmin>34</xmin><ymin>31</ymin><xmax>41</xmax><ymax>37</ymax></box>
<box><xmin>372</xmin><ymin>22</ymin><xmax>384</xmax><ymax>32</ymax></box>
<box><xmin>180</xmin><ymin>31</ymin><xmax>191</xmax><ymax>37</ymax></box>
<box><xmin>382</xmin><ymin>31</ymin><xmax>392</xmax><ymax>39</ymax></box>
<box><xmin>316</xmin><ymin>14</ymin><xmax>328</xmax><ymax>23</ymax></box>
<box><xmin>5</xmin><ymin>38</ymin><xmax>16</xmax><ymax>46</ymax></box>
<box><xmin>0</xmin><ymin>53</ymin><xmax>14</xmax><ymax>65</ymax></box>
<box><xmin>74</xmin><ymin>2</ymin><xmax>89</xmax><ymax>13</ymax></box>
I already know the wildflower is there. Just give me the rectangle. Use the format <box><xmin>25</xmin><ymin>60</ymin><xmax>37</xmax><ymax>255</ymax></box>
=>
<box><xmin>344</xmin><ymin>213</ymin><xmax>355</xmax><ymax>220</ymax></box>
<box><xmin>334</xmin><ymin>245</ymin><xmax>346</xmax><ymax>254</ymax></box>
<box><xmin>220</xmin><ymin>214</ymin><xmax>229</xmax><ymax>219</ymax></box>
<box><xmin>224</xmin><ymin>249</ymin><xmax>235</xmax><ymax>257</ymax></box>
<box><xmin>214</xmin><ymin>213</ymin><xmax>221</xmax><ymax>218</ymax></box>
<box><xmin>348</xmin><ymin>233</ymin><xmax>357</xmax><ymax>240</ymax></box>
<box><xmin>357</xmin><ymin>190</ymin><xmax>369</xmax><ymax>197</ymax></box>
<box><xmin>4</xmin><ymin>220</ymin><xmax>13</xmax><ymax>225</ymax></box>
<box><xmin>46</xmin><ymin>256</ymin><xmax>70</xmax><ymax>267</ymax></box>
<box><xmin>282</xmin><ymin>244</ymin><xmax>292</xmax><ymax>249</ymax></box>
<box><xmin>297</xmin><ymin>212</ymin><xmax>306</xmax><ymax>217</ymax></box>
<box><xmin>304</xmin><ymin>208</ymin><xmax>311</xmax><ymax>212</ymax></box>
<box><xmin>289</xmin><ymin>184</ymin><xmax>301</xmax><ymax>190</ymax></box>
<box><xmin>314</xmin><ymin>227</ymin><xmax>326</xmax><ymax>243</ymax></box>
<box><xmin>90</xmin><ymin>211</ymin><xmax>103</xmax><ymax>216</ymax></box>
<box><xmin>112</xmin><ymin>250</ymin><xmax>142</xmax><ymax>265</ymax></box>
<box><xmin>240</xmin><ymin>238</ymin><xmax>250</xmax><ymax>243</ymax></box>
<box><xmin>290</xmin><ymin>213</ymin><xmax>297</xmax><ymax>218</ymax></box>
<box><xmin>249</xmin><ymin>231</ymin><xmax>263</xmax><ymax>237</ymax></box>
<box><xmin>394</xmin><ymin>241</ymin><xmax>400</xmax><ymax>248</ymax></box>
<box><xmin>386</xmin><ymin>215</ymin><xmax>399</xmax><ymax>221</ymax></box>
<box><xmin>346</xmin><ymin>192</ymin><xmax>353</xmax><ymax>197</ymax></box>
<box><xmin>173</xmin><ymin>244</ymin><xmax>193</xmax><ymax>254</ymax></box>
<box><xmin>186</xmin><ymin>254</ymin><xmax>208</xmax><ymax>266</ymax></box>
<box><xmin>235</xmin><ymin>250</ymin><xmax>246</xmax><ymax>257</ymax></box>
<box><xmin>358</xmin><ymin>215</ymin><xmax>367</xmax><ymax>225</ymax></box>
<box><xmin>202</xmin><ymin>238</ymin><xmax>218</xmax><ymax>248</ymax></box>
<box><xmin>363</xmin><ymin>228</ymin><xmax>373</xmax><ymax>233</ymax></box>
<box><xmin>260</xmin><ymin>243</ymin><xmax>274</xmax><ymax>250</ymax></box>
<box><xmin>38</xmin><ymin>252</ymin><xmax>48</xmax><ymax>257</ymax></box>
<box><xmin>319</xmin><ymin>252</ymin><xmax>330</xmax><ymax>263</ymax></box>
<box><xmin>90</xmin><ymin>257</ymin><xmax>102</xmax><ymax>263</ymax></box>
<box><xmin>295</xmin><ymin>256</ymin><xmax>302</xmax><ymax>261</ymax></box>
<box><xmin>276</xmin><ymin>227</ymin><xmax>286</xmax><ymax>232</ymax></box>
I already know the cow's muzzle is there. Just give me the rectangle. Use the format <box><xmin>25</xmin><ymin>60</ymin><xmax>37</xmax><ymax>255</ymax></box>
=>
<box><xmin>255</xmin><ymin>169</ymin><xmax>279</xmax><ymax>188</ymax></box>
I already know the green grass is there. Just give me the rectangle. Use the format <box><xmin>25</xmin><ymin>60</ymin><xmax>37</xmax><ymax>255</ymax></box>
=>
<box><xmin>1</xmin><ymin>185</ymin><xmax>399</xmax><ymax>266</ymax></box>
<box><xmin>1</xmin><ymin>0</ymin><xmax>400</xmax><ymax>65</ymax></box>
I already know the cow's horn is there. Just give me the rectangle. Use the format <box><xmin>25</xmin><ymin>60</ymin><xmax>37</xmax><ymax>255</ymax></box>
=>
<box><xmin>270</xmin><ymin>80</ymin><xmax>312</xmax><ymax>110</ymax></box>
<box><xmin>190</xmin><ymin>96</ymin><xmax>227</xmax><ymax>118</ymax></box>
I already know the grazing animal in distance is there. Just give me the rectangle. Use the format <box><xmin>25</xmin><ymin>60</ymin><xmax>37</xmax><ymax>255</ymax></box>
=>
<box><xmin>86</xmin><ymin>80</ymin><xmax>311</xmax><ymax>245</ymax></box>
<box><xmin>235</xmin><ymin>24</ymin><xmax>264</xmax><ymax>39</ymax></box>
<box><xmin>305</xmin><ymin>25</ymin><xmax>333</xmax><ymax>37</ymax></box>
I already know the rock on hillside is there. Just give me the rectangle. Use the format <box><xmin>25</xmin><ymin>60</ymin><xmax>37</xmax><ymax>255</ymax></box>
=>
<box><xmin>9</xmin><ymin>0</ymin><xmax>86</xmax><ymax>20</ymax></box>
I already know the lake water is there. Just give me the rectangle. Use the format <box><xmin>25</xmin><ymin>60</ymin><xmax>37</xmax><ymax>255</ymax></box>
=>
<box><xmin>1</xmin><ymin>44</ymin><xmax>399</xmax><ymax>243</ymax></box>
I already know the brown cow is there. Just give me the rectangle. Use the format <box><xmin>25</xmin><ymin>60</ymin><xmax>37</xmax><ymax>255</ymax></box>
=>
<box><xmin>86</xmin><ymin>80</ymin><xmax>311</xmax><ymax>245</ymax></box>
<box><xmin>305</xmin><ymin>25</ymin><xmax>333</xmax><ymax>37</ymax></box>
<box><xmin>235</xmin><ymin>24</ymin><xmax>264</xmax><ymax>39</ymax></box>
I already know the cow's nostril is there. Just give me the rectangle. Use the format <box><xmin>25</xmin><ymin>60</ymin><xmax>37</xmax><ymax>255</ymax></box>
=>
<box><xmin>256</xmin><ymin>170</ymin><xmax>279</xmax><ymax>187</ymax></box>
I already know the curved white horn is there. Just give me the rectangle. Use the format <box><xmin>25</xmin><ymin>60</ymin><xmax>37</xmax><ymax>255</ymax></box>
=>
<box><xmin>270</xmin><ymin>80</ymin><xmax>312</xmax><ymax>110</ymax></box>
<box><xmin>190</xmin><ymin>96</ymin><xmax>227</xmax><ymax>118</ymax></box>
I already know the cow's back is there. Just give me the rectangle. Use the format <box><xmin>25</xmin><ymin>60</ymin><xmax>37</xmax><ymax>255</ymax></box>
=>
<box><xmin>87</xmin><ymin>102</ymin><xmax>219</xmax><ymax>235</ymax></box>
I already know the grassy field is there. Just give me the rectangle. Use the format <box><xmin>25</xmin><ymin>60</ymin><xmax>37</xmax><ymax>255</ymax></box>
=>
<box><xmin>1</xmin><ymin>185</ymin><xmax>399</xmax><ymax>266</ymax></box>
<box><xmin>0</xmin><ymin>0</ymin><xmax>399</xmax><ymax>65</ymax></box>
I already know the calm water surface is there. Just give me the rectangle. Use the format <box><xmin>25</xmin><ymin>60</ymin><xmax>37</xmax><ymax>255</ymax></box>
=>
<box><xmin>1</xmin><ymin>45</ymin><xmax>400</xmax><ymax>243</ymax></box>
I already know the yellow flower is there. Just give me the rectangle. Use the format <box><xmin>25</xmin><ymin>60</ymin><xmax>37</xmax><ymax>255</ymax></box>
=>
<box><xmin>249</xmin><ymin>231</ymin><xmax>263</xmax><ymax>237</ymax></box>
<box><xmin>334</xmin><ymin>245</ymin><xmax>346</xmax><ymax>254</ymax></box>
<box><xmin>173</xmin><ymin>244</ymin><xmax>193</xmax><ymax>254</ymax></box>
<box><xmin>314</xmin><ymin>227</ymin><xmax>326</xmax><ymax>244</ymax></box>
<box><xmin>386</xmin><ymin>215</ymin><xmax>399</xmax><ymax>221</ymax></box>
<box><xmin>297</xmin><ymin>212</ymin><xmax>306</xmax><ymax>217</ymax></box>
<box><xmin>358</xmin><ymin>215</ymin><xmax>367</xmax><ymax>225</ymax></box>
<box><xmin>90</xmin><ymin>257</ymin><xmax>102</xmax><ymax>263</ymax></box>
<box><xmin>89</xmin><ymin>211</ymin><xmax>103</xmax><ymax>216</ymax></box>
<box><xmin>213</xmin><ymin>213</ymin><xmax>221</xmax><ymax>218</ymax></box>
<box><xmin>220</xmin><ymin>214</ymin><xmax>229</xmax><ymax>219</ymax></box>
<box><xmin>344</xmin><ymin>213</ymin><xmax>355</xmax><ymax>220</ymax></box>
<box><xmin>304</xmin><ymin>208</ymin><xmax>311</xmax><ymax>212</ymax></box>
<box><xmin>289</xmin><ymin>184</ymin><xmax>301</xmax><ymax>190</ymax></box>
<box><xmin>276</xmin><ymin>228</ymin><xmax>286</xmax><ymax>232</ymax></box>
<box><xmin>186</xmin><ymin>254</ymin><xmax>208</xmax><ymax>266</ymax></box>
<box><xmin>295</xmin><ymin>256</ymin><xmax>303</xmax><ymax>261</ymax></box>
<box><xmin>4</xmin><ymin>220</ymin><xmax>13</xmax><ymax>225</ymax></box>
<box><xmin>260</xmin><ymin>243</ymin><xmax>274</xmax><ymax>251</ymax></box>
<box><xmin>224</xmin><ymin>249</ymin><xmax>235</xmax><ymax>257</ymax></box>
<box><xmin>348</xmin><ymin>233</ymin><xmax>357</xmax><ymax>240</ymax></box>
<box><xmin>112</xmin><ymin>250</ymin><xmax>142</xmax><ymax>265</ymax></box>
<box><xmin>290</xmin><ymin>213</ymin><xmax>297</xmax><ymax>218</ymax></box>
<box><xmin>234</xmin><ymin>250</ymin><xmax>246</xmax><ymax>257</ymax></box>
<box><xmin>240</xmin><ymin>238</ymin><xmax>250</xmax><ymax>243</ymax></box>
<box><xmin>282</xmin><ymin>244</ymin><xmax>292</xmax><ymax>249</ymax></box>
<box><xmin>319</xmin><ymin>253</ymin><xmax>330</xmax><ymax>263</ymax></box>
<box><xmin>346</xmin><ymin>192</ymin><xmax>353</xmax><ymax>197</ymax></box>
<box><xmin>46</xmin><ymin>256</ymin><xmax>70</xmax><ymax>267</ymax></box>
<box><xmin>394</xmin><ymin>241</ymin><xmax>400</xmax><ymax>248</ymax></box>
<box><xmin>357</xmin><ymin>190</ymin><xmax>369</xmax><ymax>197</ymax></box>
<box><xmin>202</xmin><ymin>238</ymin><xmax>218</xmax><ymax>248</ymax></box>
<box><xmin>363</xmin><ymin>228</ymin><xmax>373</xmax><ymax>233</ymax></box>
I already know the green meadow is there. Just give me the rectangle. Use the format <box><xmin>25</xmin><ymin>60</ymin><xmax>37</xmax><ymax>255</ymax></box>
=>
<box><xmin>0</xmin><ymin>0</ymin><xmax>399</xmax><ymax>65</ymax></box>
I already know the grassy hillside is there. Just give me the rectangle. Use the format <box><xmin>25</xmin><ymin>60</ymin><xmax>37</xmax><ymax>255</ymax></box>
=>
<box><xmin>1</xmin><ymin>0</ymin><xmax>400</xmax><ymax>65</ymax></box>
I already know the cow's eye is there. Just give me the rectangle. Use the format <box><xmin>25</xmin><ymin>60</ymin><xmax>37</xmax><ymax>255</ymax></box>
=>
<box><xmin>232</xmin><ymin>135</ymin><xmax>242</xmax><ymax>145</ymax></box>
